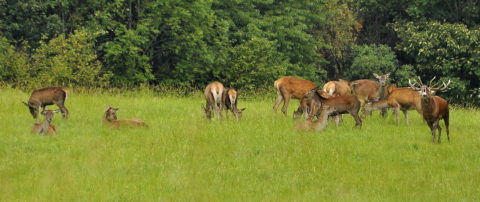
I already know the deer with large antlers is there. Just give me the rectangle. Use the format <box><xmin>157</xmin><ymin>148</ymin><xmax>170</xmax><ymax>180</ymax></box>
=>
<box><xmin>409</xmin><ymin>77</ymin><xmax>451</xmax><ymax>143</ymax></box>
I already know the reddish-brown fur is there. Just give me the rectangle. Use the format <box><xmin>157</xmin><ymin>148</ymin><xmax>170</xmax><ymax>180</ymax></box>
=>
<box><xmin>351</xmin><ymin>73</ymin><xmax>390</xmax><ymax>116</ymax></box>
<box><xmin>23</xmin><ymin>87</ymin><xmax>69</xmax><ymax>120</ymax></box>
<box><xmin>296</xmin><ymin>89</ymin><xmax>362</xmax><ymax>130</ymax></box>
<box><xmin>409</xmin><ymin>78</ymin><xmax>450</xmax><ymax>143</ymax></box>
<box><xmin>103</xmin><ymin>107</ymin><xmax>148</xmax><ymax>128</ymax></box>
<box><xmin>222</xmin><ymin>88</ymin><xmax>246</xmax><ymax>120</ymax></box>
<box><xmin>273</xmin><ymin>76</ymin><xmax>317</xmax><ymax>115</ymax></box>
<box><xmin>203</xmin><ymin>82</ymin><xmax>225</xmax><ymax>120</ymax></box>
<box><xmin>322</xmin><ymin>80</ymin><xmax>352</xmax><ymax>96</ymax></box>
<box><xmin>31</xmin><ymin>109</ymin><xmax>60</xmax><ymax>136</ymax></box>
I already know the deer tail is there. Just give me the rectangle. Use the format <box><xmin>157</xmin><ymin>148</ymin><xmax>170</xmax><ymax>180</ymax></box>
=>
<box><xmin>211</xmin><ymin>88</ymin><xmax>222</xmax><ymax>107</ymax></box>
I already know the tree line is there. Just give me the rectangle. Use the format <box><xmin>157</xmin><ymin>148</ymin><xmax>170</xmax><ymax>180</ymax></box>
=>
<box><xmin>0</xmin><ymin>0</ymin><xmax>479</xmax><ymax>105</ymax></box>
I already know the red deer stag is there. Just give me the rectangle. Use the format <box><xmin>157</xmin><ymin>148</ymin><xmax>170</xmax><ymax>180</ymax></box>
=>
<box><xmin>222</xmin><ymin>88</ymin><xmax>246</xmax><ymax>120</ymax></box>
<box><xmin>203</xmin><ymin>82</ymin><xmax>225</xmax><ymax>120</ymax></box>
<box><xmin>23</xmin><ymin>87</ymin><xmax>69</xmax><ymax>120</ymax></box>
<box><xmin>31</xmin><ymin>109</ymin><xmax>60</xmax><ymax>136</ymax></box>
<box><xmin>409</xmin><ymin>77</ymin><xmax>451</xmax><ymax>143</ymax></box>
<box><xmin>351</xmin><ymin>73</ymin><xmax>390</xmax><ymax>116</ymax></box>
<box><xmin>295</xmin><ymin>88</ymin><xmax>362</xmax><ymax>131</ymax></box>
<box><xmin>273</xmin><ymin>76</ymin><xmax>317</xmax><ymax>116</ymax></box>
<box><xmin>103</xmin><ymin>107</ymin><xmax>148</xmax><ymax>128</ymax></box>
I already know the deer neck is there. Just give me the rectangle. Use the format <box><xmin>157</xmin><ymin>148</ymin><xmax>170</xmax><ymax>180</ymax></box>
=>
<box><xmin>39</xmin><ymin>119</ymin><xmax>51</xmax><ymax>133</ymax></box>
<box><xmin>378</xmin><ymin>82</ymin><xmax>386</xmax><ymax>98</ymax></box>
<box><xmin>421</xmin><ymin>95</ymin><xmax>436</xmax><ymax>116</ymax></box>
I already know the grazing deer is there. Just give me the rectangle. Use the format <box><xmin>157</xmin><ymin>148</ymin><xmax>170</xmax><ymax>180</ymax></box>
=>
<box><xmin>31</xmin><ymin>109</ymin><xmax>60</xmax><ymax>136</ymax></box>
<box><xmin>351</xmin><ymin>73</ymin><xmax>391</xmax><ymax>116</ymax></box>
<box><xmin>222</xmin><ymin>88</ymin><xmax>246</xmax><ymax>120</ymax></box>
<box><xmin>409</xmin><ymin>77</ymin><xmax>451</xmax><ymax>143</ymax></box>
<box><xmin>295</xmin><ymin>88</ymin><xmax>362</xmax><ymax>131</ymax></box>
<box><xmin>23</xmin><ymin>87</ymin><xmax>69</xmax><ymax>120</ymax></box>
<box><xmin>273</xmin><ymin>76</ymin><xmax>317</xmax><ymax>116</ymax></box>
<box><xmin>203</xmin><ymin>82</ymin><xmax>225</xmax><ymax>120</ymax></box>
<box><xmin>103</xmin><ymin>107</ymin><xmax>148</xmax><ymax>128</ymax></box>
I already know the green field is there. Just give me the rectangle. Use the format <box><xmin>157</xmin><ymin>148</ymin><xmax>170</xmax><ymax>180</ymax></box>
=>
<box><xmin>1</xmin><ymin>87</ymin><xmax>479</xmax><ymax>201</ymax></box>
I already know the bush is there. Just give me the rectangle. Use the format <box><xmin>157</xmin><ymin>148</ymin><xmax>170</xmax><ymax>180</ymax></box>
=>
<box><xmin>0</xmin><ymin>37</ymin><xmax>31</xmax><ymax>87</ymax></box>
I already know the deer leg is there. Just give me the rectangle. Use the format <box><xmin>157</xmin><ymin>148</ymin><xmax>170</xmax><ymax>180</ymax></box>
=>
<box><xmin>394</xmin><ymin>106</ymin><xmax>401</xmax><ymax>125</ymax></box>
<box><xmin>273</xmin><ymin>92</ymin><xmax>283</xmax><ymax>112</ymax></box>
<box><xmin>380</xmin><ymin>108</ymin><xmax>387</xmax><ymax>118</ymax></box>
<box><xmin>281</xmin><ymin>96</ymin><xmax>290</xmax><ymax>115</ymax></box>
<box><xmin>437</xmin><ymin>122</ymin><xmax>442</xmax><ymax>144</ymax></box>
<box><xmin>58</xmin><ymin>104</ymin><xmax>69</xmax><ymax>119</ymax></box>
<box><xmin>333</xmin><ymin>115</ymin><xmax>341</xmax><ymax>127</ymax></box>
<box><xmin>402</xmin><ymin>110</ymin><xmax>408</xmax><ymax>124</ymax></box>
<box><xmin>428</xmin><ymin>122</ymin><xmax>436</xmax><ymax>143</ymax></box>
<box><xmin>350</xmin><ymin>111</ymin><xmax>362</xmax><ymax>128</ymax></box>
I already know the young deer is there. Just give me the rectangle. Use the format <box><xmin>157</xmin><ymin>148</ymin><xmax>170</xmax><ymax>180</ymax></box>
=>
<box><xmin>103</xmin><ymin>107</ymin><xmax>148</xmax><ymax>128</ymax></box>
<box><xmin>222</xmin><ymin>88</ymin><xmax>246</xmax><ymax>120</ymax></box>
<box><xmin>23</xmin><ymin>87</ymin><xmax>69</xmax><ymax>120</ymax></box>
<box><xmin>409</xmin><ymin>77</ymin><xmax>451</xmax><ymax>143</ymax></box>
<box><xmin>203</xmin><ymin>82</ymin><xmax>225</xmax><ymax>120</ymax></box>
<box><xmin>31</xmin><ymin>109</ymin><xmax>61</xmax><ymax>136</ymax></box>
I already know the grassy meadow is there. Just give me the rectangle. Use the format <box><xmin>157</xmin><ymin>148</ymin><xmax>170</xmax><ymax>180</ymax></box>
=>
<box><xmin>1</xmin><ymin>87</ymin><xmax>480</xmax><ymax>201</ymax></box>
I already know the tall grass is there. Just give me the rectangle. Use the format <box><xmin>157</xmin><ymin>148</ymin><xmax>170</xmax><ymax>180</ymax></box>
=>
<box><xmin>1</xmin><ymin>87</ymin><xmax>479</xmax><ymax>201</ymax></box>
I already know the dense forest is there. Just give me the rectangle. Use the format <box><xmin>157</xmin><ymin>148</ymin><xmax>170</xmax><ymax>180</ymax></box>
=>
<box><xmin>0</xmin><ymin>0</ymin><xmax>479</xmax><ymax>105</ymax></box>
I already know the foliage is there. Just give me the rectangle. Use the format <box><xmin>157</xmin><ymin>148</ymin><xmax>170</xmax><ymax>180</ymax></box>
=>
<box><xmin>0</xmin><ymin>37</ymin><xmax>31</xmax><ymax>86</ymax></box>
<box><xmin>392</xmin><ymin>21</ymin><xmax>480</xmax><ymax>104</ymax></box>
<box><xmin>31</xmin><ymin>30</ymin><xmax>111</xmax><ymax>88</ymax></box>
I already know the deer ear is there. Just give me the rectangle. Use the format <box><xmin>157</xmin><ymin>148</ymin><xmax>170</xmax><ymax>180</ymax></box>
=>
<box><xmin>373</xmin><ymin>73</ymin><xmax>380</xmax><ymax>79</ymax></box>
<box><xmin>41</xmin><ymin>110</ymin><xmax>47</xmax><ymax>115</ymax></box>
<box><xmin>53</xmin><ymin>109</ymin><xmax>62</xmax><ymax>113</ymax></box>
<box><xmin>385</xmin><ymin>72</ymin><xmax>391</xmax><ymax>77</ymax></box>
<box><xmin>22</xmin><ymin>101</ymin><xmax>29</xmax><ymax>107</ymax></box>
<box><xmin>240</xmin><ymin>108</ymin><xmax>246</xmax><ymax>111</ymax></box>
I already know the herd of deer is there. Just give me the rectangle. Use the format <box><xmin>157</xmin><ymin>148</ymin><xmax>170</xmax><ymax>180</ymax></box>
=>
<box><xmin>22</xmin><ymin>74</ymin><xmax>451</xmax><ymax>143</ymax></box>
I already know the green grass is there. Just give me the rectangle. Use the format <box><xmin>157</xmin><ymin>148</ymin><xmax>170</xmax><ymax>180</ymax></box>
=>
<box><xmin>1</xmin><ymin>87</ymin><xmax>480</xmax><ymax>201</ymax></box>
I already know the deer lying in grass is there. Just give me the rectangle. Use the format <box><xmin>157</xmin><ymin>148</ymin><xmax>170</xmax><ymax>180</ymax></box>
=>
<box><xmin>351</xmin><ymin>73</ymin><xmax>390</xmax><ymax>117</ymax></box>
<box><xmin>295</xmin><ymin>88</ymin><xmax>362</xmax><ymax>131</ymax></box>
<box><xmin>409</xmin><ymin>77</ymin><xmax>451</xmax><ymax>143</ymax></box>
<box><xmin>203</xmin><ymin>82</ymin><xmax>225</xmax><ymax>120</ymax></box>
<box><xmin>23</xmin><ymin>87</ymin><xmax>69</xmax><ymax>120</ymax></box>
<box><xmin>273</xmin><ymin>76</ymin><xmax>317</xmax><ymax>116</ymax></box>
<box><xmin>31</xmin><ymin>109</ymin><xmax>60</xmax><ymax>136</ymax></box>
<box><xmin>103</xmin><ymin>107</ymin><xmax>148</xmax><ymax>128</ymax></box>
<box><xmin>222</xmin><ymin>88</ymin><xmax>246</xmax><ymax>120</ymax></box>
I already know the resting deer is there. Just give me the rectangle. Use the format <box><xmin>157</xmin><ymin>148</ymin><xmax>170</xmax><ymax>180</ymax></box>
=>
<box><xmin>203</xmin><ymin>82</ymin><xmax>225</xmax><ymax>120</ymax></box>
<box><xmin>23</xmin><ymin>87</ymin><xmax>69</xmax><ymax>120</ymax></box>
<box><xmin>273</xmin><ymin>76</ymin><xmax>317</xmax><ymax>116</ymax></box>
<box><xmin>409</xmin><ymin>77</ymin><xmax>451</xmax><ymax>143</ymax></box>
<box><xmin>31</xmin><ymin>109</ymin><xmax>60</xmax><ymax>136</ymax></box>
<box><xmin>103</xmin><ymin>107</ymin><xmax>148</xmax><ymax>128</ymax></box>
<box><xmin>222</xmin><ymin>88</ymin><xmax>246</xmax><ymax>120</ymax></box>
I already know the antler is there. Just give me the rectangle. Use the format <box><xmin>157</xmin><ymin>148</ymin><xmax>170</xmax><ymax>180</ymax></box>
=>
<box><xmin>430</xmin><ymin>80</ymin><xmax>451</xmax><ymax>91</ymax></box>
<box><xmin>428</xmin><ymin>76</ymin><xmax>436</xmax><ymax>86</ymax></box>
<box><xmin>408</xmin><ymin>79</ymin><xmax>421</xmax><ymax>90</ymax></box>
<box><xmin>417</xmin><ymin>76</ymin><xmax>424</xmax><ymax>86</ymax></box>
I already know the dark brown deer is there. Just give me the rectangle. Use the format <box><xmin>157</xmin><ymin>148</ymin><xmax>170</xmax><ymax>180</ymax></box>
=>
<box><xmin>222</xmin><ymin>88</ymin><xmax>246</xmax><ymax>120</ymax></box>
<box><xmin>409</xmin><ymin>77</ymin><xmax>451</xmax><ymax>143</ymax></box>
<box><xmin>351</xmin><ymin>73</ymin><xmax>391</xmax><ymax>116</ymax></box>
<box><xmin>23</xmin><ymin>87</ymin><xmax>69</xmax><ymax>120</ymax></box>
<box><xmin>103</xmin><ymin>107</ymin><xmax>148</xmax><ymax>128</ymax></box>
<box><xmin>31</xmin><ymin>109</ymin><xmax>60</xmax><ymax>136</ymax></box>
<box><xmin>203</xmin><ymin>82</ymin><xmax>225</xmax><ymax>120</ymax></box>
<box><xmin>273</xmin><ymin>76</ymin><xmax>317</xmax><ymax>116</ymax></box>
<box><xmin>295</xmin><ymin>88</ymin><xmax>362</xmax><ymax>131</ymax></box>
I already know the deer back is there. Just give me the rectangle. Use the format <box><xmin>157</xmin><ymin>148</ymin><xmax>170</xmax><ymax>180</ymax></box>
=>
<box><xmin>28</xmin><ymin>87</ymin><xmax>68</xmax><ymax>106</ymax></box>
<box><xmin>351</xmin><ymin>79</ymin><xmax>380</xmax><ymax>99</ymax></box>
<box><xmin>275</xmin><ymin>76</ymin><xmax>317</xmax><ymax>99</ymax></box>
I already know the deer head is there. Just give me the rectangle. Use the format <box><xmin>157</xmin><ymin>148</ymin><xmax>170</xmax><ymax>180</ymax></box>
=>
<box><xmin>41</xmin><ymin>109</ymin><xmax>61</xmax><ymax>122</ymax></box>
<box><xmin>373</xmin><ymin>72</ymin><xmax>391</xmax><ymax>86</ymax></box>
<box><xmin>409</xmin><ymin>76</ymin><xmax>451</xmax><ymax>98</ymax></box>
<box><xmin>23</xmin><ymin>101</ymin><xmax>38</xmax><ymax>119</ymax></box>
<box><xmin>233</xmin><ymin>108</ymin><xmax>246</xmax><ymax>120</ymax></box>
<box><xmin>105</xmin><ymin>106</ymin><xmax>119</xmax><ymax>121</ymax></box>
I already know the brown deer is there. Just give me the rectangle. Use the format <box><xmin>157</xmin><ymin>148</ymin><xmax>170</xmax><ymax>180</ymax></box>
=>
<box><xmin>222</xmin><ymin>88</ymin><xmax>246</xmax><ymax>120</ymax></box>
<box><xmin>273</xmin><ymin>76</ymin><xmax>317</xmax><ymax>116</ymax></box>
<box><xmin>351</xmin><ymin>73</ymin><xmax>391</xmax><ymax>116</ymax></box>
<box><xmin>322</xmin><ymin>79</ymin><xmax>352</xmax><ymax>96</ymax></box>
<box><xmin>31</xmin><ymin>109</ymin><xmax>60</xmax><ymax>136</ymax></box>
<box><xmin>409</xmin><ymin>77</ymin><xmax>451</xmax><ymax>143</ymax></box>
<box><xmin>295</xmin><ymin>88</ymin><xmax>362</xmax><ymax>131</ymax></box>
<box><xmin>203</xmin><ymin>82</ymin><xmax>225</xmax><ymax>120</ymax></box>
<box><xmin>23</xmin><ymin>87</ymin><xmax>69</xmax><ymax>120</ymax></box>
<box><xmin>103</xmin><ymin>107</ymin><xmax>148</xmax><ymax>128</ymax></box>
